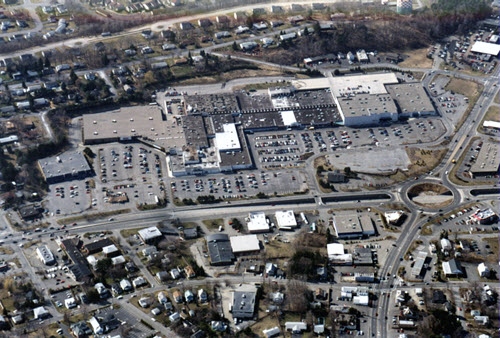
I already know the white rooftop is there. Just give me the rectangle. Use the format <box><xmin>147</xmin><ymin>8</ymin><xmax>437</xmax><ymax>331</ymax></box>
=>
<box><xmin>275</xmin><ymin>210</ymin><xmax>297</xmax><ymax>230</ymax></box>
<box><xmin>327</xmin><ymin>243</ymin><xmax>345</xmax><ymax>256</ymax></box>
<box><xmin>247</xmin><ymin>211</ymin><xmax>269</xmax><ymax>232</ymax></box>
<box><xmin>280</xmin><ymin>110</ymin><xmax>297</xmax><ymax>126</ymax></box>
<box><xmin>138</xmin><ymin>226</ymin><xmax>162</xmax><ymax>241</ymax></box>
<box><xmin>471</xmin><ymin>41</ymin><xmax>500</xmax><ymax>56</ymax></box>
<box><xmin>291</xmin><ymin>72</ymin><xmax>399</xmax><ymax>97</ymax></box>
<box><xmin>102</xmin><ymin>244</ymin><xmax>118</xmax><ymax>254</ymax></box>
<box><xmin>215</xmin><ymin>123</ymin><xmax>241</xmax><ymax>151</ymax></box>
<box><xmin>230</xmin><ymin>235</ymin><xmax>260</xmax><ymax>253</ymax></box>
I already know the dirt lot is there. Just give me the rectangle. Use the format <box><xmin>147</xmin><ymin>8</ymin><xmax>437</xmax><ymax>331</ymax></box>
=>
<box><xmin>398</xmin><ymin>47</ymin><xmax>433</xmax><ymax>69</ymax></box>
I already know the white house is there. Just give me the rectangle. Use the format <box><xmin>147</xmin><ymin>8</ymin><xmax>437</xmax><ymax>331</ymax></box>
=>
<box><xmin>478</xmin><ymin>263</ymin><xmax>490</xmax><ymax>278</ymax></box>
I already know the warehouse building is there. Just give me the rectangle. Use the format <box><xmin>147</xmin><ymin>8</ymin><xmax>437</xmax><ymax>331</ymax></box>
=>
<box><xmin>230</xmin><ymin>235</ymin><xmax>260</xmax><ymax>255</ymax></box>
<box><xmin>206</xmin><ymin>234</ymin><xmax>234</xmax><ymax>265</ymax></box>
<box><xmin>332</xmin><ymin>214</ymin><xmax>377</xmax><ymax>239</ymax></box>
<box><xmin>469</xmin><ymin>141</ymin><xmax>500</xmax><ymax>178</ymax></box>
<box><xmin>38</xmin><ymin>152</ymin><xmax>92</xmax><ymax>184</ymax></box>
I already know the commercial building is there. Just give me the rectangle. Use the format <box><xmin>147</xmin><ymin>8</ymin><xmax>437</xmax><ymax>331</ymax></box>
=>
<box><xmin>327</xmin><ymin>243</ymin><xmax>352</xmax><ymax>265</ymax></box>
<box><xmin>332</xmin><ymin>214</ymin><xmax>376</xmax><ymax>239</ymax></box>
<box><xmin>386</xmin><ymin>83</ymin><xmax>435</xmax><ymax>117</ymax></box>
<box><xmin>470</xmin><ymin>208</ymin><xmax>498</xmax><ymax>225</ymax></box>
<box><xmin>471</xmin><ymin>41</ymin><xmax>500</xmax><ymax>57</ymax></box>
<box><xmin>275</xmin><ymin>210</ymin><xmax>297</xmax><ymax>230</ymax></box>
<box><xmin>469</xmin><ymin>141</ymin><xmax>500</xmax><ymax>178</ymax></box>
<box><xmin>82</xmin><ymin>106</ymin><xmax>166</xmax><ymax>146</ymax></box>
<box><xmin>336</xmin><ymin>93</ymin><xmax>398</xmax><ymax>126</ymax></box>
<box><xmin>246</xmin><ymin>211</ymin><xmax>269</xmax><ymax>233</ymax></box>
<box><xmin>138</xmin><ymin>226</ymin><xmax>163</xmax><ymax>244</ymax></box>
<box><xmin>384</xmin><ymin>210</ymin><xmax>405</xmax><ymax>225</ymax></box>
<box><xmin>60</xmin><ymin>238</ymin><xmax>93</xmax><ymax>283</ymax></box>
<box><xmin>38</xmin><ymin>151</ymin><xmax>92</xmax><ymax>184</ymax></box>
<box><xmin>230</xmin><ymin>235</ymin><xmax>260</xmax><ymax>255</ymax></box>
<box><xmin>206</xmin><ymin>234</ymin><xmax>234</xmax><ymax>265</ymax></box>
<box><xmin>230</xmin><ymin>287</ymin><xmax>257</xmax><ymax>319</ymax></box>
<box><xmin>36</xmin><ymin>245</ymin><xmax>56</xmax><ymax>265</ymax></box>
<box><xmin>411</xmin><ymin>251</ymin><xmax>428</xmax><ymax>279</ymax></box>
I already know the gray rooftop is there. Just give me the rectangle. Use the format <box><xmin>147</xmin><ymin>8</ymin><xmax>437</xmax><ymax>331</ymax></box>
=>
<box><xmin>470</xmin><ymin>141</ymin><xmax>500</xmax><ymax>175</ymax></box>
<box><xmin>231</xmin><ymin>289</ymin><xmax>257</xmax><ymax>318</ymax></box>
<box><xmin>185</xmin><ymin>93</ymin><xmax>240</xmax><ymax>114</ymax></box>
<box><xmin>38</xmin><ymin>151</ymin><xmax>91</xmax><ymax>182</ymax></box>
<box><xmin>385</xmin><ymin>83</ymin><xmax>435</xmax><ymax>115</ymax></box>
<box><xmin>336</xmin><ymin>93</ymin><xmax>398</xmax><ymax>118</ymax></box>
<box><xmin>206</xmin><ymin>234</ymin><xmax>234</xmax><ymax>265</ymax></box>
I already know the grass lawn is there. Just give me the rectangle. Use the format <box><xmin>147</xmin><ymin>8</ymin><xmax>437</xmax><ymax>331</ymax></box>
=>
<box><xmin>250</xmin><ymin>312</ymin><xmax>281</xmax><ymax>336</ymax></box>
<box><xmin>495</xmin><ymin>91</ymin><xmax>500</xmax><ymax>104</ymax></box>
<box><xmin>445</xmin><ymin>77</ymin><xmax>481</xmax><ymax>99</ymax></box>
<box><xmin>481</xmin><ymin>106</ymin><xmax>500</xmax><ymax>122</ymax></box>
<box><xmin>482</xmin><ymin>237</ymin><xmax>499</xmax><ymax>264</ymax></box>
<box><xmin>264</xmin><ymin>241</ymin><xmax>295</xmax><ymax>259</ymax></box>
<box><xmin>202</xmin><ymin>219</ymin><xmax>224</xmax><ymax>231</ymax></box>
<box><xmin>120</xmin><ymin>227</ymin><xmax>145</xmax><ymax>238</ymax></box>
<box><xmin>58</xmin><ymin>208</ymin><xmax>131</xmax><ymax>224</ymax></box>
<box><xmin>0</xmin><ymin>246</ymin><xmax>14</xmax><ymax>254</ymax></box>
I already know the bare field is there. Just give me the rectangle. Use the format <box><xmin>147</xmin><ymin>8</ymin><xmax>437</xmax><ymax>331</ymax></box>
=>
<box><xmin>397</xmin><ymin>147</ymin><xmax>447</xmax><ymax>178</ymax></box>
<box><xmin>495</xmin><ymin>91</ymin><xmax>500</xmax><ymax>104</ymax></box>
<box><xmin>398</xmin><ymin>48</ymin><xmax>433</xmax><ymax>69</ymax></box>
<box><xmin>445</xmin><ymin>77</ymin><xmax>481</xmax><ymax>99</ymax></box>
<box><xmin>176</xmin><ymin>68</ymin><xmax>285</xmax><ymax>86</ymax></box>
<box><xmin>482</xmin><ymin>106</ymin><xmax>500</xmax><ymax>122</ymax></box>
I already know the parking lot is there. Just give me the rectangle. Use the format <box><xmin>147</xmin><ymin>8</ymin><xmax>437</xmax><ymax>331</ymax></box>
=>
<box><xmin>171</xmin><ymin>170</ymin><xmax>306</xmax><ymax>202</ymax></box>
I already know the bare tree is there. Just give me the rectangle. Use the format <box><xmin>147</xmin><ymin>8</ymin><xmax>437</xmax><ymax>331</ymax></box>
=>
<box><xmin>285</xmin><ymin>279</ymin><xmax>310</xmax><ymax>313</ymax></box>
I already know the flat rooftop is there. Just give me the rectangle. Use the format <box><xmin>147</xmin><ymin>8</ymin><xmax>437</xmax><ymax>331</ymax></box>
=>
<box><xmin>471</xmin><ymin>41</ymin><xmax>500</xmax><ymax>56</ymax></box>
<box><xmin>385</xmin><ymin>83</ymin><xmax>435</xmax><ymax>114</ymax></box>
<box><xmin>337</xmin><ymin>93</ymin><xmax>398</xmax><ymax>118</ymax></box>
<box><xmin>333</xmin><ymin>214</ymin><xmax>364</xmax><ymax>237</ymax></box>
<box><xmin>82</xmin><ymin>106</ymin><xmax>169</xmax><ymax>145</ymax></box>
<box><xmin>470</xmin><ymin>141</ymin><xmax>500</xmax><ymax>174</ymax></box>
<box><xmin>230</xmin><ymin>235</ymin><xmax>260</xmax><ymax>253</ymax></box>
<box><xmin>38</xmin><ymin>151</ymin><xmax>91</xmax><ymax>181</ymax></box>
<box><xmin>184</xmin><ymin>93</ymin><xmax>240</xmax><ymax>114</ymax></box>
<box><xmin>291</xmin><ymin>73</ymin><xmax>399</xmax><ymax>96</ymax></box>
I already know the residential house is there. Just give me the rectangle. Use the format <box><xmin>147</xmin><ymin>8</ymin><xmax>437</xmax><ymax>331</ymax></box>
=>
<box><xmin>184</xmin><ymin>265</ymin><xmax>196</xmax><ymax>279</ymax></box>
<box><xmin>442</xmin><ymin>259</ymin><xmax>463</xmax><ymax>277</ymax></box>
<box><xmin>170</xmin><ymin>268</ymin><xmax>181</xmax><ymax>279</ymax></box>
<box><xmin>173</xmin><ymin>290</ymin><xmax>183</xmax><ymax>303</ymax></box>
<box><xmin>184</xmin><ymin>289</ymin><xmax>194</xmax><ymax>302</ymax></box>
<box><xmin>198</xmin><ymin>289</ymin><xmax>208</xmax><ymax>303</ymax></box>
<box><xmin>198</xmin><ymin>18</ymin><xmax>211</xmax><ymax>28</ymax></box>
<box><xmin>132</xmin><ymin>276</ymin><xmax>147</xmax><ymax>288</ymax></box>
<box><xmin>478</xmin><ymin>263</ymin><xmax>490</xmax><ymax>278</ymax></box>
